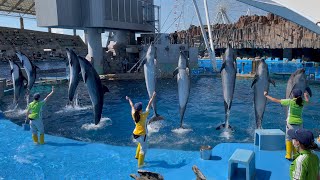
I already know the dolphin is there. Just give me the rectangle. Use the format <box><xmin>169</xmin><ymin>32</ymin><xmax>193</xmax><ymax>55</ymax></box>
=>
<box><xmin>173</xmin><ymin>51</ymin><xmax>190</xmax><ymax>128</ymax></box>
<box><xmin>252</xmin><ymin>58</ymin><xmax>275</xmax><ymax>129</ymax></box>
<box><xmin>143</xmin><ymin>44</ymin><xmax>163</xmax><ymax>122</ymax></box>
<box><xmin>286</xmin><ymin>68</ymin><xmax>312</xmax><ymax>99</ymax></box>
<box><xmin>216</xmin><ymin>45</ymin><xmax>237</xmax><ymax>130</ymax></box>
<box><xmin>66</xmin><ymin>48</ymin><xmax>81</xmax><ymax>102</ymax></box>
<box><xmin>285</xmin><ymin>68</ymin><xmax>312</xmax><ymax>117</ymax></box>
<box><xmin>78</xmin><ymin>56</ymin><xmax>109</xmax><ymax>125</ymax></box>
<box><xmin>9</xmin><ymin>60</ymin><xmax>27</xmax><ymax>106</ymax></box>
<box><xmin>16</xmin><ymin>52</ymin><xmax>38</xmax><ymax>92</ymax></box>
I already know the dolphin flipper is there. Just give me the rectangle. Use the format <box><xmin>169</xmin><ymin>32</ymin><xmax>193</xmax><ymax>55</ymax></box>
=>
<box><xmin>220</xmin><ymin>62</ymin><xmax>226</xmax><ymax>73</ymax></box>
<box><xmin>268</xmin><ymin>78</ymin><xmax>276</xmax><ymax>87</ymax></box>
<box><xmin>103</xmin><ymin>85</ymin><xmax>109</xmax><ymax>93</ymax></box>
<box><xmin>251</xmin><ymin>75</ymin><xmax>259</xmax><ymax>88</ymax></box>
<box><xmin>173</xmin><ymin>67</ymin><xmax>179</xmax><ymax>77</ymax></box>
<box><xmin>306</xmin><ymin>87</ymin><xmax>312</xmax><ymax>97</ymax></box>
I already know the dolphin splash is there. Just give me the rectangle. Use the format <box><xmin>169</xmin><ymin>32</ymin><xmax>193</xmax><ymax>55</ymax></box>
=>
<box><xmin>78</xmin><ymin>56</ymin><xmax>109</xmax><ymax>125</ymax></box>
<box><xmin>173</xmin><ymin>51</ymin><xmax>190</xmax><ymax>128</ymax></box>
<box><xmin>252</xmin><ymin>58</ymin><xmax>275</xmax><ymax>129</ymax></box>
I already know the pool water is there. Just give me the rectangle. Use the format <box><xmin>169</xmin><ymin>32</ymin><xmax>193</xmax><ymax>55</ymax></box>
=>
<box><xmin>1</xmin><ymin>76</ymin><xmax>320</xmax><ymax>151</ymax></box>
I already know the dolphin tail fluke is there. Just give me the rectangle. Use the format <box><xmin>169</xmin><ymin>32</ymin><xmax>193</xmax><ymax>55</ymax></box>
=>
<box><xmin>148</xmin><ymin>114</ymin><xmax>164</xmax><ymax>124</ymax></box>
<box><xmin>216</xmin><ymin>123</ymin><xmax>232</xmax><ymax>130</ymax></box>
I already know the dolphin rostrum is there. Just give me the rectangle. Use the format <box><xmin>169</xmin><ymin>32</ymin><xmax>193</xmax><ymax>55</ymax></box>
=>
<box><xmin>66</xmin><ymin>48</ymin><xmax>81</xmax><ymax>102</ymax></box>
<box><xmin>173</xmin><ymin>51</ymin><xmax>190</xmax><ymax>128</ymax></box>
<box><xmin>9</xmin><ymin>59</ymin><xmax>27</xmax><ymax>106</ymax></box>
<box><xmin>285</xmin><ymin>68</ymin><xmax>312</xmax><ymax>117</ymax></box>
<box><xmin>216</xmin><ymin>45</ymin><xmax>237</xmax><ymax>130</ymax></box>
<box><xmin>78</xmin><ymin>56</ymin><xmax>109</xmax><ymax>125</ymax></box>
<box><xmin>143</xmin><ymin>44</ymin><xmax>163</xmax><ymax>122</ymax></box>
<box><xmin>252</xmin><ymin>58</ymin><xmax>275</xmax><ymax>129</ymax></box>
<box><xmin>16</xmin><ymin>52</ymin><xmax>38</xmax><ymax>92</ymax></box>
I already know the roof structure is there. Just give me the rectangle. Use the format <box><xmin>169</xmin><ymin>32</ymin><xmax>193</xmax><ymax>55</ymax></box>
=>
<box><xmin>0</xmin><ymin>0</ymin><xmax>35</xmax><ymax>16</ymax></box>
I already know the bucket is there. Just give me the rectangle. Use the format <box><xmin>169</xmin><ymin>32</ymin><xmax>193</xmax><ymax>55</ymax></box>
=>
<box><xmin>22</xmin><ymin>120</ymin><xmax>30</xmax><ymax>131</ymax></box>
<box><xmin>200</xmin><ymin>145</ymin><xmax>212</xmax><ymax>160</ymax></box>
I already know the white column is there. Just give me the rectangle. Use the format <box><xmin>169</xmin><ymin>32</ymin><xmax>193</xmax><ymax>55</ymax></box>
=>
<box><xmin>203</xmin><ymin>0</ymin><xmax>217</xmax><ymax>71</ymax></box>
<box><xmin>87</xmin><ymin>28</ymin><xmax>103</xmax><ymax>74</ymax></box>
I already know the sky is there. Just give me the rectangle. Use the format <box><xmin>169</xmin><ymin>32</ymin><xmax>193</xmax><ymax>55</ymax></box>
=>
<box><xmin>0</xmin><ymin>0</ymin><xmax>266</xmax><ymax>46</ymax></box>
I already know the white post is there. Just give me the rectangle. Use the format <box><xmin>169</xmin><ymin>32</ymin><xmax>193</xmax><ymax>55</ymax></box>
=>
<box><xmin>203</xmin><ymin>0</ymin><xmax>217</xmax><ymax>71</ymax></box>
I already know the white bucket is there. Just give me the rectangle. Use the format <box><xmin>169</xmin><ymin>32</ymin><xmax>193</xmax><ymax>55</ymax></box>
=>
<box><xmin>200</xmin><ymin>145</ymin><xmax>212</xmax><ymax>160</ymax></box>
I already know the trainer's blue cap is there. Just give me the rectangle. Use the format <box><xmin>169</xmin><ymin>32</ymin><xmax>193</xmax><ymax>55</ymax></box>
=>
<box><xmin>134</xmin><ymin>102</ymin><xmax>142</xmax><ymax>111</ymax></box>
<box><xmin>288</xmin><ymin>128</ymin><xmax>314</xmax><ymax>147</ymax></box>
<box><xmin>292</xmin><ymin>89</ymin><xmax>302</xmax><ymax>98</ymax></box>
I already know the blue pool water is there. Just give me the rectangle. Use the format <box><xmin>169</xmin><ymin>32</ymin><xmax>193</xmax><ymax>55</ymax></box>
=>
<box><xmin>1</xmin><ymin>76</ymin><xmax>320</xmax><ymax>151</ymax></box>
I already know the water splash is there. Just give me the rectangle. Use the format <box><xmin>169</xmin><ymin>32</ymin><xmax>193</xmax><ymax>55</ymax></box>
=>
<box><xmin>55</xmin><ymin>105</ymin><xmax>91</xmax><ymax>114</ymax></box>
<box><xmin>171</xmin><ymin>127</ymin><xmax>193</xmax><ymax>134</ymax></box>
<box><xmin>81</xmin><ymin>117</ymin><xmax>112</xmax><ymax>131</ymax></box>
<box><xmin>219</xmin><ymin>129</ymin><xmax>233</xmax><ymax>140</ymax></box>
<box><xmin>4</xmin><ymin>108</ymin><xmax>27</xmax><ymax>117</ymax></box>
<box><xmin>147</xmin><ymin>121</ymin><xmax>163</xmax><ymax>134</ymax></box>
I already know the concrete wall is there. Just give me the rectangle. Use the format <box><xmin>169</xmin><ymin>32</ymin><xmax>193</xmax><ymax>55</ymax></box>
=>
<box><xmin>36</xmin><ymin>0</ymin><xmax>154</xmax><ymax>32</ymax></box>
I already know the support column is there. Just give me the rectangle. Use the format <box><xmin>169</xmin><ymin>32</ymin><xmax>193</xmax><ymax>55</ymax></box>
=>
<box><xmin>48</xmin><ymin>28</ymin><xmax>52</xmax><ymax>33</ymax></box>
<box><xmin>87</xmin><ymin>28</ymin><xmax>103</xmax><ymax>74</ymax></box>
<box><xmin>73</xmin><ymin>29</ymin><xmax>77</xmax><ymax>36</ymax></box>
<box><xmin>84</xmin><ymin>30</ymin><xmax>88</xmax><ymax>45</ymax></box>
<box><xmin>20</xmin><ymin>17</ymin><xmax>24</xmax><ymax>30</ymax></box>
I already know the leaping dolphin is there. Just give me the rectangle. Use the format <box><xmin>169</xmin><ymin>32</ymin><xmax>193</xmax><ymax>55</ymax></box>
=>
<box><xmin>16</xmin><ymin>52</ymin><xmax>38</xmax><ymax>92</ymax></box>
<box><xmin>252</xmin><ymin>58</ymin><xmax>275</xmax><ymax>129</ymax></box>
<box><xmin>216</xmin><ymin>45</ymin><xmax>237</xmax><ymax>130</ymax></box>
<box><xmin>66</xmin><ymin>48</ymin><xmax>81</xmax><ymax>102</ymax></box>
<box><xmin>143</xmin><ymin>44</ymin><xmax>163</xmax><ymax>122</ymax></box>
<box><xmin>173</xmin><ymin>51</ymin><xmax>190</xmax><ymax>128</ymax></box>
<box><xmin>9</xmin><ymin>59</ymin><xmax>27</xmax><ymax>106</ymax></box>
<box><xmin>78</xmin><ymin>56</ymin><xmax>109</xmax><ymax>125</ymax></box>
<box><xmin>285</xmin><ymin>68</ymin><xmax>312</xmax><ymax>117</ymax></box>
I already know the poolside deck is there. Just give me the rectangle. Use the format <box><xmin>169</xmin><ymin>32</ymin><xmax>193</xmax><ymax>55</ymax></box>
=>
<box><xmin>0</xmin><ymin>115</ymin><xmax>314</xmax><ymax>179</ymax></box>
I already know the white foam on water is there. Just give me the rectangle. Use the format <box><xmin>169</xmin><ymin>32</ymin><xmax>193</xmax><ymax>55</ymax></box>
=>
<box><xmin>171</xmin><ymin>127</ymin><xmax>193</xmax><ymax>134</ymax></box>
<box><xmin>219</xmin><ymin>129</ymin><xmax>233</xmax><ymax>140</ymax></box>
<box><xmin>13</xmin><ymin>155</ymin><xmax>32</xmax><ymax>164</ymax></box>
<box><xmin>147</xmin><ymin>121</ymin><xmax>163</xmax><ymax>134</ymax></box>
<box><xmin>81</xmin><ymin>117</ymin><xmax>112</xmax><ymax>131</ymax></box>
<box><xmin>4</xmin><ymin>108</ymin><xmax>27</xmax><ymax>117</ymax></box>
<box><xmin>55</xmin><ymin>104</ymin><xmax>91</xmax><ymax>114</ymax></box>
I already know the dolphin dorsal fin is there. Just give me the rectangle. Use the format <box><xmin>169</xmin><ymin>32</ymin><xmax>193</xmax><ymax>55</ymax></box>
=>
<box><xmin>173</xmin><ymin>67</ymin><xmax>179</xmax><ymax>78</ymax></box>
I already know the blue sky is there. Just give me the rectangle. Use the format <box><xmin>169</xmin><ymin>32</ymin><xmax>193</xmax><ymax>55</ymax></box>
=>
<box><xmin>0</xmin><ymin>0</ymin><xmax>265</xmax><ymax>45</ymax></box>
